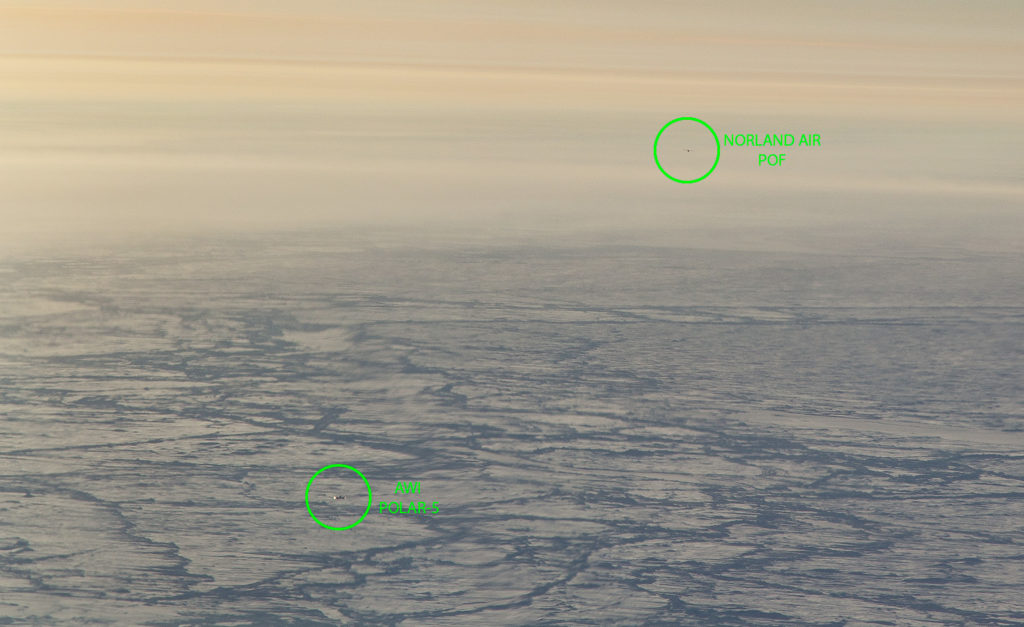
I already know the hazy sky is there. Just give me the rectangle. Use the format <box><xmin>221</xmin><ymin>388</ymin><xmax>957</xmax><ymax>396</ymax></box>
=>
<box><xmin>1</xmin><ymin>1</ymin><xmax>1021</xmax><ymax>252</ymax></box>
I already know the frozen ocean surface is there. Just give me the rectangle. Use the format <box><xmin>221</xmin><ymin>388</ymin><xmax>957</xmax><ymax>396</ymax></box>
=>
<box><xmin>0</xmin><ymin>233</ymin><xmax>1022</xmax><ymax>625</ymax></box>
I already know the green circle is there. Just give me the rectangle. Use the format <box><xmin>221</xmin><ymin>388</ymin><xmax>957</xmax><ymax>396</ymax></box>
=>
<box><xmin>305</xmin><ymin>464</ymin><xmax>372</xmax><ymax>530</ymax></box>
<box><xmin>653</xmin><ymin>117</ymin><xmax>721</xmax><ymax>184</ymax></box>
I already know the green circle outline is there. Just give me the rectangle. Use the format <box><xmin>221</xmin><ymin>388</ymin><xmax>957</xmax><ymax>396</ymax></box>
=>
<box><xmin>305</xmin><ymin>464</ymin><xmax>372</xmax><ymax>530</ymax></box>
<box><xmin>653</xmin><ymin>117</ymin><xmax>721</xmax><ymax>184</ymax></box>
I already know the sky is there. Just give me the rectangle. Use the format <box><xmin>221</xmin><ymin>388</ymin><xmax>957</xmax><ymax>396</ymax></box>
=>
<box><xmin>1</xmin><ymin>0</ymin><xmax>1021</xmax><ymax>253</ymax></box>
